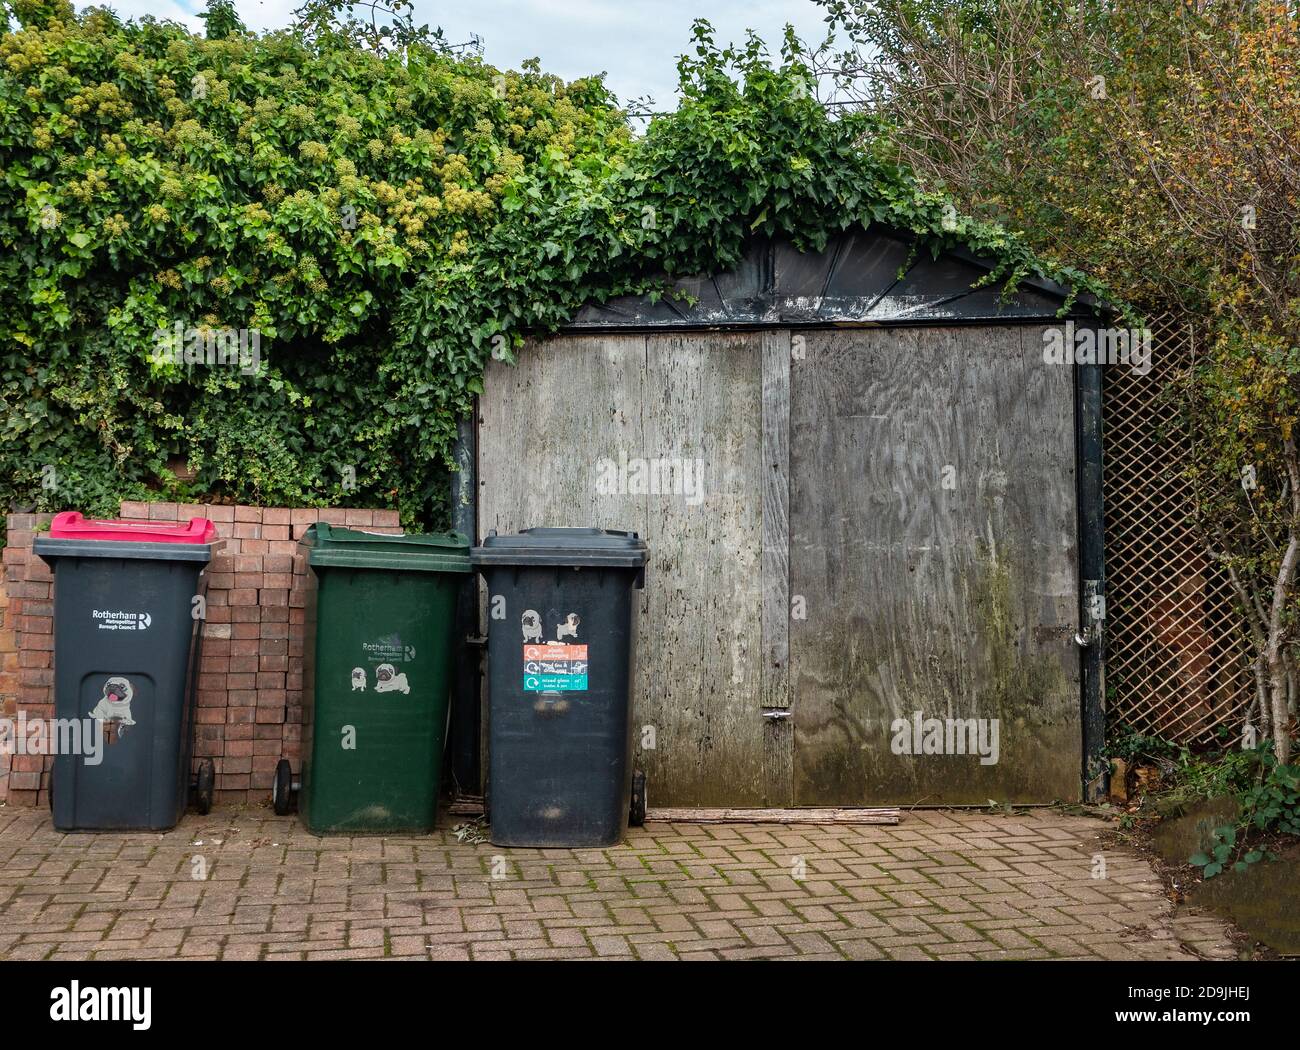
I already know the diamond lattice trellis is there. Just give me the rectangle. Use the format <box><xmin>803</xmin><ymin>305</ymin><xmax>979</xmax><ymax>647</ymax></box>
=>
<box><xmin>1102</xmin><ymin>314</ymin><xmax>1253</xmax><ymax>747</ymax></box>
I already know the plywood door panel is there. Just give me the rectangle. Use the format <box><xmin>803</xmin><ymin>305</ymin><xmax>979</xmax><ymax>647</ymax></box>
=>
<box><xmin>640</xmin><ymin>332</ymin><xmax>766</xmax><ymax>805</ymax></box>
<box><xmin>789</xmin><ymin>326</ymin><xmax>1080</xmax><ymax>805</ymax></box>
<box><xmin>478</xmin><ymin>335</ymin><xmax>651</xmax><ymax>793</ymax></box>
<box><xmin>761</xmin><ymin>330</ymin><xmax>793</xmax><ymax>806</ymax></box>
<box><xmin>479</xmin><ymin>334</ymin><xmax>650</xmax><ymax>537</ymax></box>
<box><xmin>479</xmin><ymin>332</ymin><xmax>767</xmax><ymax>805</ymax></box>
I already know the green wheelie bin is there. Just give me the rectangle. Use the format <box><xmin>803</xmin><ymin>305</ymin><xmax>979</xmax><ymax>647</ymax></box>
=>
<box><xmin>274</xmin><ymin>523</ymin><xmax>471</xmax><ymax>834</ymax></box>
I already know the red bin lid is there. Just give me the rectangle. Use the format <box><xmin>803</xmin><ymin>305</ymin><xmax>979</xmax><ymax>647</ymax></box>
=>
<box><xmin>48</xmin><ymin>510</ymin><xmax>217</xmax><ymax>544</ymax></box>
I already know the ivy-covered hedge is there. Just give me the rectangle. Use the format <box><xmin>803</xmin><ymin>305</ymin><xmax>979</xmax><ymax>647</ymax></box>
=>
<box><xmin>0</xmin><ymin>4</ymin><xmax>1100</xmax><ymax>528</ymax></box>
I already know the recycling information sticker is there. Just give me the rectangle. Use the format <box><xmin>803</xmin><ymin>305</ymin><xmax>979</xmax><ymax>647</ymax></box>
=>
<box><xmin>523</xmin><ymin>643</ymin><xmax>588</xmax><ymax>692</ymax></box>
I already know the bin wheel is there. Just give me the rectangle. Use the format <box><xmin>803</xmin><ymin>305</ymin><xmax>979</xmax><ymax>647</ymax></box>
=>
<box><xmin>194</xmin><ymin>759</ymin><xmax>215</xmax><ymax>815</ymax></box>
<box><xmin>629</xmin><ymin>770</ymin><xmax>647</xmax><ymax>827</ymax></box>
<box><xmin>272</xmin><ymin>759</ymin><xmax>293</xmax><ymax>816</ymax></box>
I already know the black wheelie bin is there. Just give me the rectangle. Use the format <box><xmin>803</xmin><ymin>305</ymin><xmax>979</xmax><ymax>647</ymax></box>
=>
<box><xmin>472</xmin><ymin>527</ymin><xmax>648</xmax><ymax>847</ymax></box>
<box><xmin>34</xmin><ymin>511</ymin><xmax>217</xmax><ymax>830</ymax></box>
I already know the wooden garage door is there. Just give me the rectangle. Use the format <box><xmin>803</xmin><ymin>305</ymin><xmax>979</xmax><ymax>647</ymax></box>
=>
<box><xmin>789</xmin><ymin>326</ymin><xmax>1082</xmax><ymax>805</ymax></box>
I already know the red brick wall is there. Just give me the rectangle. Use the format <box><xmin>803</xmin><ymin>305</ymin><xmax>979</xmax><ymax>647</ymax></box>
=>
<box><xmin>1</xmin><ymin>512</ymin><xmax>53</xmax><ymax>806</ymax></box>
<box><xmin>1</xmin><ymin>503</ymin><xmax>401</xmax><ymax>806</ymax></box>
<box><xmin>0</xmin><ymin>566</ymin><xmax>8</xmax><ymax>801</ymax></box>
<box><xmin>0</xmin><ymin>523</ymin><xmax>30</xmax><ymax>803</ymax></box>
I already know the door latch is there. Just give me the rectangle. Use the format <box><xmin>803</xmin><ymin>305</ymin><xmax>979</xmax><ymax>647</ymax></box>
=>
<box><xmin>1077</xmin><ymin>579</ymin><xmax>1105</xmax><ymax>648</ymax></box>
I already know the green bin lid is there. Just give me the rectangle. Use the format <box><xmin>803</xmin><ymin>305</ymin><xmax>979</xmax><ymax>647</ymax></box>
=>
<box><xmin>302</xmin><ymin>522</ymin><xmax>471</xmax><ymax>573</ymax></box>
<box><xmin>471</xmin><ymin>527</ymin><xmax>648</xmax><ymax>569</ymax></box>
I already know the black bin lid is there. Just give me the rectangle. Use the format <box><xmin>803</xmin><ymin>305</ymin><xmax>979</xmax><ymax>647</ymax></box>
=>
<box><xmin>471</xmin><ymin>527</ymin><xmax>648</xmax><ymax>569</ymax></box>
<box><xmin>34</xmin><ymin>537</ymin><xmax>215</xmax><ymax>564</ymax></box>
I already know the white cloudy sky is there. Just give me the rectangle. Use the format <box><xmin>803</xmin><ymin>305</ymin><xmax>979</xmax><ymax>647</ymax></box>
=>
<box><xmin>85</xmin><ymin>1</ymin><xmax>837</xmax><ymax>110</ymax></box>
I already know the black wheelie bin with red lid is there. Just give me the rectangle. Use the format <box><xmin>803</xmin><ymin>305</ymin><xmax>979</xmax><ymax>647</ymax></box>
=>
<box><xmin>34</xmin><ymin>511</ymin><xmax>218</xmax><ymax>830</ymax></box>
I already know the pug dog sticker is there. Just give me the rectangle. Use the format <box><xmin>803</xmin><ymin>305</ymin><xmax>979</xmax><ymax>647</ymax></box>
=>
<box><xmin>350</xmin><ymin>667</ymin><xmax>367</xmax><ymax>691</ymax></box>
<box><xmin>89</xmin><ymin>675</ymin><xmax>136</xmax><ymax>743</ymax></box>
<box><xmin>556</xmin><ymin>613</ymin><xmax>580</xmax><ymax>642</ymax></box>
<box><xmin>521</xmin><ymin>609</ymin><xmax>543</xmax><ymax>645</ymax></box>
<box><xmin>373</xmin><ymin>663</ymin><xmax>410</xmax><ymax>694</ymax></box>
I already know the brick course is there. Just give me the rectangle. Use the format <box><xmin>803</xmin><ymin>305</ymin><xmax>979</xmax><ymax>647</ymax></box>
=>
<box><xmin>1</xmin><ymin>503</ymin><xmax>402</xmax><ymax>806</ymax></box>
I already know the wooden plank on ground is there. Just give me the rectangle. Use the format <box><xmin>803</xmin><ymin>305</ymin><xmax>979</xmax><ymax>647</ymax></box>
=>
<box><xmin>646</xmin><ymin>807</ymin><xmax>900</xmax><ymax>825</ymax></box>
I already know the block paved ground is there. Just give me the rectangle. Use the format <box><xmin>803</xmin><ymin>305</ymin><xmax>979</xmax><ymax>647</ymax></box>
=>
<box><xmin>0</xmin><ymin>804</ymin><xmax>1240</xmax><ymax>961</ymax></box>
